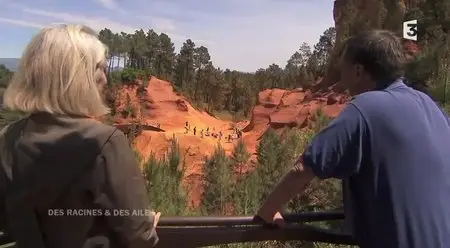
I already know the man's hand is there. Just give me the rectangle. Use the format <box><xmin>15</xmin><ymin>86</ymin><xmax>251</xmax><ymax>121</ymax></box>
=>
<box><xmin>256</xmin><ymin>210</ymin><xmax>286</xmax><ymax>227</ymax></box>
<box><xmin>254</xmin><ymin>158</ymin><xmax>314</xmax><ymax>229</ymax></box>
<box><xmin>152</xmin><ymin>211</ymin><xmax>161</xmax><ymax>228</ymax></box>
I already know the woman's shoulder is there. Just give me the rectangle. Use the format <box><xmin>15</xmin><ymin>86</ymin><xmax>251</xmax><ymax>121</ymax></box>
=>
<box><xmin>61</xmin><ymin>117</ymin><xmax>127</xmax><ymax>145</ymax></box>
<box><xmin>0</xmin><ymin>114</ymin><xmax>128</xmax><ymax>152</ymax></box>
<box><xmin>0</xmin><ymin>117</ymin><xmax>30</xmax><ymax>141</ymax></box>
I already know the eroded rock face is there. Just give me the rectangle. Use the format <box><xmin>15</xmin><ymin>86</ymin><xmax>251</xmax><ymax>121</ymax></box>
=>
<box><xmin>319</xmin><ymin>0</ymin><xmax>422</xmax><ymax>93</ymax></box>
<box><xmin>176</xmin><ymin>99</ymin><xmax>189</xmax><ymax>112</ymax></box>
<box><xmin>332</xmin><ymin>0</ymin><xmax>417</xmax><ymax>47</ymax></box>
<box><xmin>244</xmin><ymin>88</ymin><xmax>348</xmax><ymax>133</ymax></box>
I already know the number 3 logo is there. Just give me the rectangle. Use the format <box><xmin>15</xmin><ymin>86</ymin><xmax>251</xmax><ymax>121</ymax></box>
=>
<box><xmin>407</xmin><ymin>24</ymin><xmax>418</xmax><ymax>37</ymax></box>
<box><xmin>403</xmin><ymin>20</ymin><xmax>418</xmax><ymax>41</ymax></box>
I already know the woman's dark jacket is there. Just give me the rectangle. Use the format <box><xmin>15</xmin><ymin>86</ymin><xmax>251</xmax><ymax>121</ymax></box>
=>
<box><xmin>0</xmin><ymin>112</ymin><xmax>158</xmax><ymax>248</ymax></box>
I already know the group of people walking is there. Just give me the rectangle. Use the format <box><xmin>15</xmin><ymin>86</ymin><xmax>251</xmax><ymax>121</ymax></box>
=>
<box><xmin>1</xmin><ymin>24</ymin><xmax>450</xmax><ymax>248</ymax></box>
<box><xmin>184</xmin><ymin>121</ymin><xmax>242</xmax><ymax>142</ymax></box>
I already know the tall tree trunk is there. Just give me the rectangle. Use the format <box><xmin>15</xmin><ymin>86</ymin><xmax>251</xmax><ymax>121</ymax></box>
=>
<box><xmin>117</xmin><ymin>54</ymin><xmax>121</xmax><ymax>70</ymax></box>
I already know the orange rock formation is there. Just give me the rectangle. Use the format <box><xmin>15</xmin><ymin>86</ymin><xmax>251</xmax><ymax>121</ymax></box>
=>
<box><xmin>112</xmin><ymin>77</ymin><xmax>348</xmax><ymax>207</ymax></box>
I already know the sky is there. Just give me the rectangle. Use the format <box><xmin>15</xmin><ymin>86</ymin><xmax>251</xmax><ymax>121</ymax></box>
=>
<box><xmin>0</xmin><ymin>0</ymin><xmax>335</xmax><ymax>72</ymax></box>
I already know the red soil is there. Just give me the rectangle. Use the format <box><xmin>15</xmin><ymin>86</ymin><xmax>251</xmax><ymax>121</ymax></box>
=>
<box><xmin>112</xmin><ymin>77</ymin><xmax>348</xmax><ymax>207</ymax></box>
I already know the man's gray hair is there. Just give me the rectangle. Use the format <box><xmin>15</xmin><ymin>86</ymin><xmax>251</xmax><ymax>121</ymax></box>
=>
<box><xmin>341</xmin><ymin>30</ymin><xmax>407</xmax><ymax>83</ymax></box>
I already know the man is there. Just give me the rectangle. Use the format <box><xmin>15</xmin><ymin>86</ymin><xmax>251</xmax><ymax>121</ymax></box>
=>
<box><xmin>256</xmin><ymin>30</ymin><xmax>450</xmax><ymax>248</ymax></box>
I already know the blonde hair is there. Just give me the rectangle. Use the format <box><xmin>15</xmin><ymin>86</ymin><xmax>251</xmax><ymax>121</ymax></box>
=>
<box><xmin>3</xmin><ymin>24</ymin><xmax>109</xmax><ymax>117</ymax></box>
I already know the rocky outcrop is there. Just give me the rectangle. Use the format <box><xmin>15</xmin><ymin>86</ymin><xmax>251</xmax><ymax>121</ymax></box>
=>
<box><xmin>243</xmin><ymin>88</ymin><xmax>348</xmax><ymax>133</ymax></box>
<box><xmin>318</xmin><ymin>0</ymin><xmax>423</xmax><ymax>93</ymax></box>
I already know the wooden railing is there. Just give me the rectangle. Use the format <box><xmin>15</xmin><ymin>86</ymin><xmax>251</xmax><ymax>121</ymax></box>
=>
<box><xmin>0</xmin><ymin>211</ymin><xmax>356</xmax><ymax>248</ymax></box>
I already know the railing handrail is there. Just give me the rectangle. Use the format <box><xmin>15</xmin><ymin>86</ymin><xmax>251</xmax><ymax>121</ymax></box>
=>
<box><xmin>1</xmin><ymin>211</ymin><xmax>354</xmax><ymax>247</ymax></box>
<box><xmin>0</xmin><ymin>232</ymin><xmax>13</xmax><ymax>246</ymax></box>
<box><xmin>158</xmin><ymin>210</ymin><xmax>344</xmax><ymax>226</ymax></box>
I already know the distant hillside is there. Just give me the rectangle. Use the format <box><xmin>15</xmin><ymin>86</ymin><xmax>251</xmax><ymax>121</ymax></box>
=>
<box><xmin>0</xmin><ymin>58</ymin><xmax>19</xmax><ymax>71</ymax></box>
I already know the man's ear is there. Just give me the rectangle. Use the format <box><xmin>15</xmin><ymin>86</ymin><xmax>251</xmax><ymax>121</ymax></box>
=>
<box><xmin>355</xmin><ymin>64</ymin><xmax>364</xmax><ymax>78</ymax></box>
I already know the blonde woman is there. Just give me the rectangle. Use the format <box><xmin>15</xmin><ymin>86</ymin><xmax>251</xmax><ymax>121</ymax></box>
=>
<box><xmin>0</xmin><ymin>24</ymin><xmax>159</xmax><ymax>248</ymax></box>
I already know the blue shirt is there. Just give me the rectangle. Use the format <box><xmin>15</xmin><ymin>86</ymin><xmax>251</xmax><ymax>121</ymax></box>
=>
<box><xmin>302</xmin><ymin>80</ymin><xmax>450</xmax><ymax>248</ymax></box>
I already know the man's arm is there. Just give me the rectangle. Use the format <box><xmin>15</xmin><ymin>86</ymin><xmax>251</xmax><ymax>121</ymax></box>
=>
<box><xmin>257</xmin><ymin>161</ymin><xmax>315</xmax><ymax>219</ymax></box>
<box><xmin>98</xmin><ymin>131</ymin><xmax>158</xmax><ymax>248</ymax></box>
<box><xmin>257</xmin><ymin>104</ymin><xmax>368</xmax><ymax>220</ymax></box>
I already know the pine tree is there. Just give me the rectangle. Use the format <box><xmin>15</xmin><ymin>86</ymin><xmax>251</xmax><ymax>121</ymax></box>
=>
<box><xmin>202</xmin><ymin>145</ymin><xmax>235</xmax><ymax>215</ymax></box>
<box><xmin>143</xmin><ymin>137</ymin><xmax>187</xmax><ymax>215</ymax></box>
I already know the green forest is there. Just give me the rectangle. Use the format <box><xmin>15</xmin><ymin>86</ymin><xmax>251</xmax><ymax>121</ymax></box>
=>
<box><xmin>0</xmin><ymin>0</ymin><xmax>449</xmax><ymax>247</ymax></box>
<box><xmin>99</xmin><ymin>25</ymin><xmax>336</xmax><ymax>120</ymax></box>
